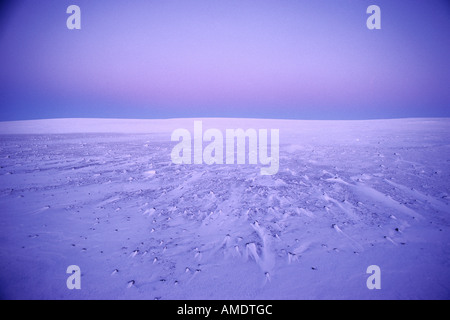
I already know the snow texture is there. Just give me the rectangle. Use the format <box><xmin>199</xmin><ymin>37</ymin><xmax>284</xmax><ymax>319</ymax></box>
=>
<box><xmin>0</xmin><ymin>118</ymin><xmax>449</xmax><ymax>299</ymax></box>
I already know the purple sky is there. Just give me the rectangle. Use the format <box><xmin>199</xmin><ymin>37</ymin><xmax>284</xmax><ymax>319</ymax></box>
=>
<box><xmin>0</xmin><ymin>0</ymin><xmax>449</xmax><ymax>120</ymax></box>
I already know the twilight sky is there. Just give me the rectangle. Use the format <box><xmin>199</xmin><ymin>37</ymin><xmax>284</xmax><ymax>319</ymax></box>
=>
<box><xmin>0</xmin><ymin>0</ymin><xmax>449</xmax><ymax>120</ymax></box>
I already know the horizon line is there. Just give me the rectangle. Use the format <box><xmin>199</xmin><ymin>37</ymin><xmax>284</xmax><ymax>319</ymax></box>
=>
<box><xmin>2</xmin><ymin>115</ymin><xmax>450</xmax><ymax>123</ymax></box>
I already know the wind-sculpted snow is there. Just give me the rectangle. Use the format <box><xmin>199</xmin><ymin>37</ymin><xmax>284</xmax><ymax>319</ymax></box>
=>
<box><xmin>0</xmin><ymin>118</ymin><xmax>449</xmax><ymax>299</ymax></box>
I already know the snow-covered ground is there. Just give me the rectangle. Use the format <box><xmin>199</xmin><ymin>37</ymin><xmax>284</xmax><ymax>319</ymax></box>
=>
<box><xmin>0</xmin><ymin>118</ymin><xmax>449</xmax><ymax>299</ymax></box>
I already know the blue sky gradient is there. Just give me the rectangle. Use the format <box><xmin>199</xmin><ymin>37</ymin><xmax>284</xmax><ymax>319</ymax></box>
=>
<box><xmin>0</xmin><ymin>0</ymin><xmax>449</xmax><ymax>120</ymax></box>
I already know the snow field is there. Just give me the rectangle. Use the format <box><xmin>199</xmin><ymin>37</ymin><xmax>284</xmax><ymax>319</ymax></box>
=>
<box><xmin>0</xmin><ymin>118</ymin><xmax>449</xmax><ymax>299</ymax></box>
